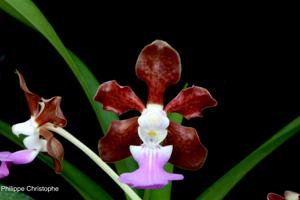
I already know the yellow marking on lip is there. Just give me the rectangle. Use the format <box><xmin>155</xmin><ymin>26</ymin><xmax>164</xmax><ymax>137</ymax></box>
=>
<box><xmin>148</xmin><ymin>130</ymin><xmax>157</xmax><ymax>137</ymax></box>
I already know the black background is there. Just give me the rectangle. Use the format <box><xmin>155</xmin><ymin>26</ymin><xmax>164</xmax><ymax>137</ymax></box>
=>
<box><xmin>0</xmin><ymin>1</ymin><xmax>299</xmax><ymax>200</ymax></box>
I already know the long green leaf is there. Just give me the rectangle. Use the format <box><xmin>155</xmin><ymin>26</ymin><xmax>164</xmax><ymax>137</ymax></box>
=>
<box><xmin>0</xmin><ymin>0</ymin><xmax>136</xmax><ymax>177</ymax></box>
<box><xmin>197</xmin><ymin>115</ymin><xmax>300</xmax><ymax>200</ymax></box>
<box><xmin>0</xmin><ymin>120</ymin><xmax>112</xmax><ymax>200</ymax></box>
<box><xmin>0</xmin><ymin>0</ymin><xmax>117</xmax><ymax>133</ymax></box>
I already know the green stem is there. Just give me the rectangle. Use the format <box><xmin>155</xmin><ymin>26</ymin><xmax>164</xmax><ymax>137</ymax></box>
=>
<box><xmin>44</xmin><ymin>124</ymin><xmax>141</xmax><ymax>200</ymax></box>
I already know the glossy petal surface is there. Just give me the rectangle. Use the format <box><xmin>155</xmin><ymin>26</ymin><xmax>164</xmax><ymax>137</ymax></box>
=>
<box><xmin>119</xmin><ymin>145</ymin><xmax>183</xmax><ymax>189</ymax></box>
<box><xmin>35</xmin><ymin>97</ymin><xmax>67</xmax><ymax>127</ymax></box>
<box><xmin>98</xmin><ymin>117</ymin><xmax>141</xmax><ymax>162</ymax></box>
<box><xmin>165</xmin><ymin>86</ymin><xmax>217</xmax><ymax>119</ymax></box>
<box><xmin>267</xmin><ymin>193</ymin><xmax>285</xmax><ymax>200</ymax></box>
<box><xmin>164</xmin><ymin>122</ymin><xmax>207</xmax><ymax>170</ymax></box>
<box><xmin>94</xmin><ymin>80</ymin><xmax>145</xmax><ymax>115</ymax></box>
<box><xmin>40</xmin><ymin>128</ymin><xmax>64</xmax><ymax>174</ymax></box>
<box><xmin>16</xmin><ymin>70</ymin><xmax>41</xmax><ymax>116</ymax></box>
<box><xmin>135</xmin><ymin>40</ymin><xmax>181</xmax><ymax>105</ymax></box>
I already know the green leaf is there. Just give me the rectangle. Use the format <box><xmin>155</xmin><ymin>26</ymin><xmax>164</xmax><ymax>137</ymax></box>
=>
<box><xmin>197</xmin><ymin>115</ymin><xmax>300</xmax><ymax>200</ymax></box>
<box><xmin>0</xmin><ymin>120</ymin><xmax>112</xmax><ymax>200</ymax></box>
<box><xmin>0</xmin><ymin>0</ymin><xmax>136</xmax><ymax>178</ymax></box>
<box><xmin>0</xmin><ymin>0</ymin><xmax>117</xmax><ymax>133</ymax></box>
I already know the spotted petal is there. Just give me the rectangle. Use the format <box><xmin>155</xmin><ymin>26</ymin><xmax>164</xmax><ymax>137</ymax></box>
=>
<box><xmin>40</xmin><ymin>128</ymin><xmax>64</xmax><ymax>174</ymax></box>
<box><xmin>165</xmin><ymin>86</ymin><xmax>217</xmax><ymax>119</ymax></box>
<box><xmin>135</xmin><ymin>40</ymin><xmax>181</xmax><ymax>105</ymax></box>
<box><xmin>94</xmin><ymin>80</ymin><xmax>145</xmax><ymax>115</ymax></box>
<box><xmin>267</xmin><ymin>193</ymin><xmax>285</xmax><ymax>200</ymax></box>
<box><xmin>16</xmin><ymin>70</ymin><xmax>41</xmax><ymax>116</ymax></box>
<box><xmin>35</xmin><ymin>96</ymin><xmax>67</xmax><ymax>127</ymax></box>
<box><xmin>164</xmin><ymin>122</ymin><xmax>207</xmax><ymax>170</ymax></box>
<box><xmin>98</xmin><ymin>117</ymin><xmax>141</xmax><ymax>162</ymax></box>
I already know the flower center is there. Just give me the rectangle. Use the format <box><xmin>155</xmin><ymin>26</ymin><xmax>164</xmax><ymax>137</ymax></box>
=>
<box><xmin>138</xmin><ymin>104</ymin><xmax>169</xmax><ymax>146</ymax></box>
<box><xmin>147</xmin><ymin>130</ymin><xmax>157</xmax><ymax>137</ymax></box>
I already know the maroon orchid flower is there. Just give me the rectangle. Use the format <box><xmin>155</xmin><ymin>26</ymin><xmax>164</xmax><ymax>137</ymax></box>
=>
<box><xmin>267</xmin><ymin>191</ymin><xmax>299</xmax><ymax>200</ymax></box>
<box><xmin>94</xmin><ymin>40</ymin><xmax>217</xmax><ymax>189</ymax></box>
<box><xmin>11</xmin><ymin>71</ymin><xmax>66</xmax><ymax>173</ymax></box>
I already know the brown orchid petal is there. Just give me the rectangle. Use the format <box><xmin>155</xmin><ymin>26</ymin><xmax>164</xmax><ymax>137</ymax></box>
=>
<box><xmin>35</xmin><ymin>96</ymin><xmax>67</xmax><ymax>127</ymax></box>
<box><xmin>98</xmin><ymin>117</ymin><xmax>141</xmax><ymax>162</ymax></box>
<box><xmin>164</xmin><ymin>122</ymin><xmax>207</xmax><ymax>170</ymax></box>
<box><xmin>16</xmin><ymin>70</ymin><xmax>41</xmax><ymax>116</ymax></box>
<box><xmin>94</xmin><ymin>80</ymin><xmax>145</xmax><ymax>115</ymax></box>
<box><xmin>39</xmin><ymin>128</ymin><xmax>64</xmax><ymax>174</ymax></box>
<box><xmin>135</xmin><ymin>40</ymin><xmax>181</xmax><ymax>105</ymax></box>
<box><xmin>267</xmin><ymin>193</ymin><xmax>284</xmax><ymax>200</ymax></box>
<box><xmin>165</xmin><ymin>86</ymin><xmax>217</xmax><ymax>119</ymax></box>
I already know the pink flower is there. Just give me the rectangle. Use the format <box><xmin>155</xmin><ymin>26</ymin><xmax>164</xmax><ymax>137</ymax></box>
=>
<box><xmin>0</xmin><ymin>149</ymin><xmax>38</xmax><ymax>179</ymax></box>
<box><xmin>267</xmin><ymin>191</ymin><xmax>300</xmax><ymax>200</ymax></box>
<box><xmin>94</xmin><ymin>40</ymin><xmax>217</xmax><ymax>189</ymax></box>
<box><xmin>11</xmin><ymin>71</ymin><xmax>66</xmax><ymax>173</ymax></box>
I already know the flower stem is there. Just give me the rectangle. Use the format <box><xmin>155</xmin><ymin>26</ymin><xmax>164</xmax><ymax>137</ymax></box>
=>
<box><xmin>45</xmin><ymin>124</ymin><xmax>141</xmax><ymax>200</ymax></box>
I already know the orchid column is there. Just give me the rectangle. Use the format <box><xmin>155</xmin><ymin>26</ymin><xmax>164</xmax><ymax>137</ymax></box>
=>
<box><xmin>95</xmin><ymin>40</ymin><xmax>217</xmax><ymax>189</ymax></box>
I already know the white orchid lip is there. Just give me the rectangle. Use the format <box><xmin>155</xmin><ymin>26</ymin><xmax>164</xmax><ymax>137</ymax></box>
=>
<box><xmin>12</xmin><ymin>117</ymin><xmax>47</xmax><ymax>151</ymax></box>
<box><xmin>12</xmin><ymin>117</ymin><xmax>38</xmax><ymax>137</ymax></box>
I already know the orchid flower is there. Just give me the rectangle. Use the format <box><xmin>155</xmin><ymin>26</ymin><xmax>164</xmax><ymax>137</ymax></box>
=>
<box><xmin>94</xmin><ymin>40</ymin><xmax>217</xmax><ymax>189</ymax></box>
<box><xmin>0</xmin><ymin>149</ymin><xmax>38</xmax><ymax>179</ymax></box>
<box><xmin>11</xmin><ymin>71</ymin><xmax>66</xmax><ymax>173</ymax></box>
<box><xmin>267</xmin><ymin>191</ymin><xmax>300</xmax><ymax>200</ymax></box>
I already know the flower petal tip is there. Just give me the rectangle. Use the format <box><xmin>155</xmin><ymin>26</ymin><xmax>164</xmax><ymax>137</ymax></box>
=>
<box><xmin>165</xmin><ymin>86</ymin><xmax>217</xmax><ymax>120</ymax></box>
<box><xmin>94</xmin><ymin>80</ymin><xmax>145</xmax><ymax>115</ymax></box>
<box><xmin>136</xmin><ymin>40</ymin><xmax>181</xmax><ymax>105</ymax></box>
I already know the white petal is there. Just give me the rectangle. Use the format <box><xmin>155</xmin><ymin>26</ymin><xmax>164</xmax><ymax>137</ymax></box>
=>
<box><xmin>285</xmin><ymin>191</ymin><xmax>299</xmax><ymax>200</ymax></box>
<box><xmin>138</xmin><ymin>104</ymin><xmax>169</xmax><ymax>130</ymax></box>
<box><xmin>129</xmin><ymin>145</ymin><xmax>142</xmax><ymax>158</ymax></box>
<box><xmin>12</xmin><ymin>118</ymin><xmax>37</xmax><ymax>136</ymax></box>
<box><xmin>23</xmin><ymin>135</ymin><xmax>47</xmax><ymax>151</ymax></box>
<box><xmin>160</xmin><ymin>145</ymin><xmax>173</xmax><ymax>160</ymax></box>
<box><xmin>138</xmin><ymin>127</ymin><xmax>167</xmax><ymax>145</ymax></box>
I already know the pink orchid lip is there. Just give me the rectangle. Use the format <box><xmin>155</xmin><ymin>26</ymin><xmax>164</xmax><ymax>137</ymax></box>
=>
<box><xmin>0</xmin><ymin>150</ymin><xmax>38</xmax><ymax>179</ymax></box>
<box><xmin>135</xmin><ymin>40</ymin><xmax>181</xmax><ymax>105</ymax></box>
<box><xmin>119</xmin><ymin>145</ymin><xmax>183</xmax><ymax>189</ymax></box>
